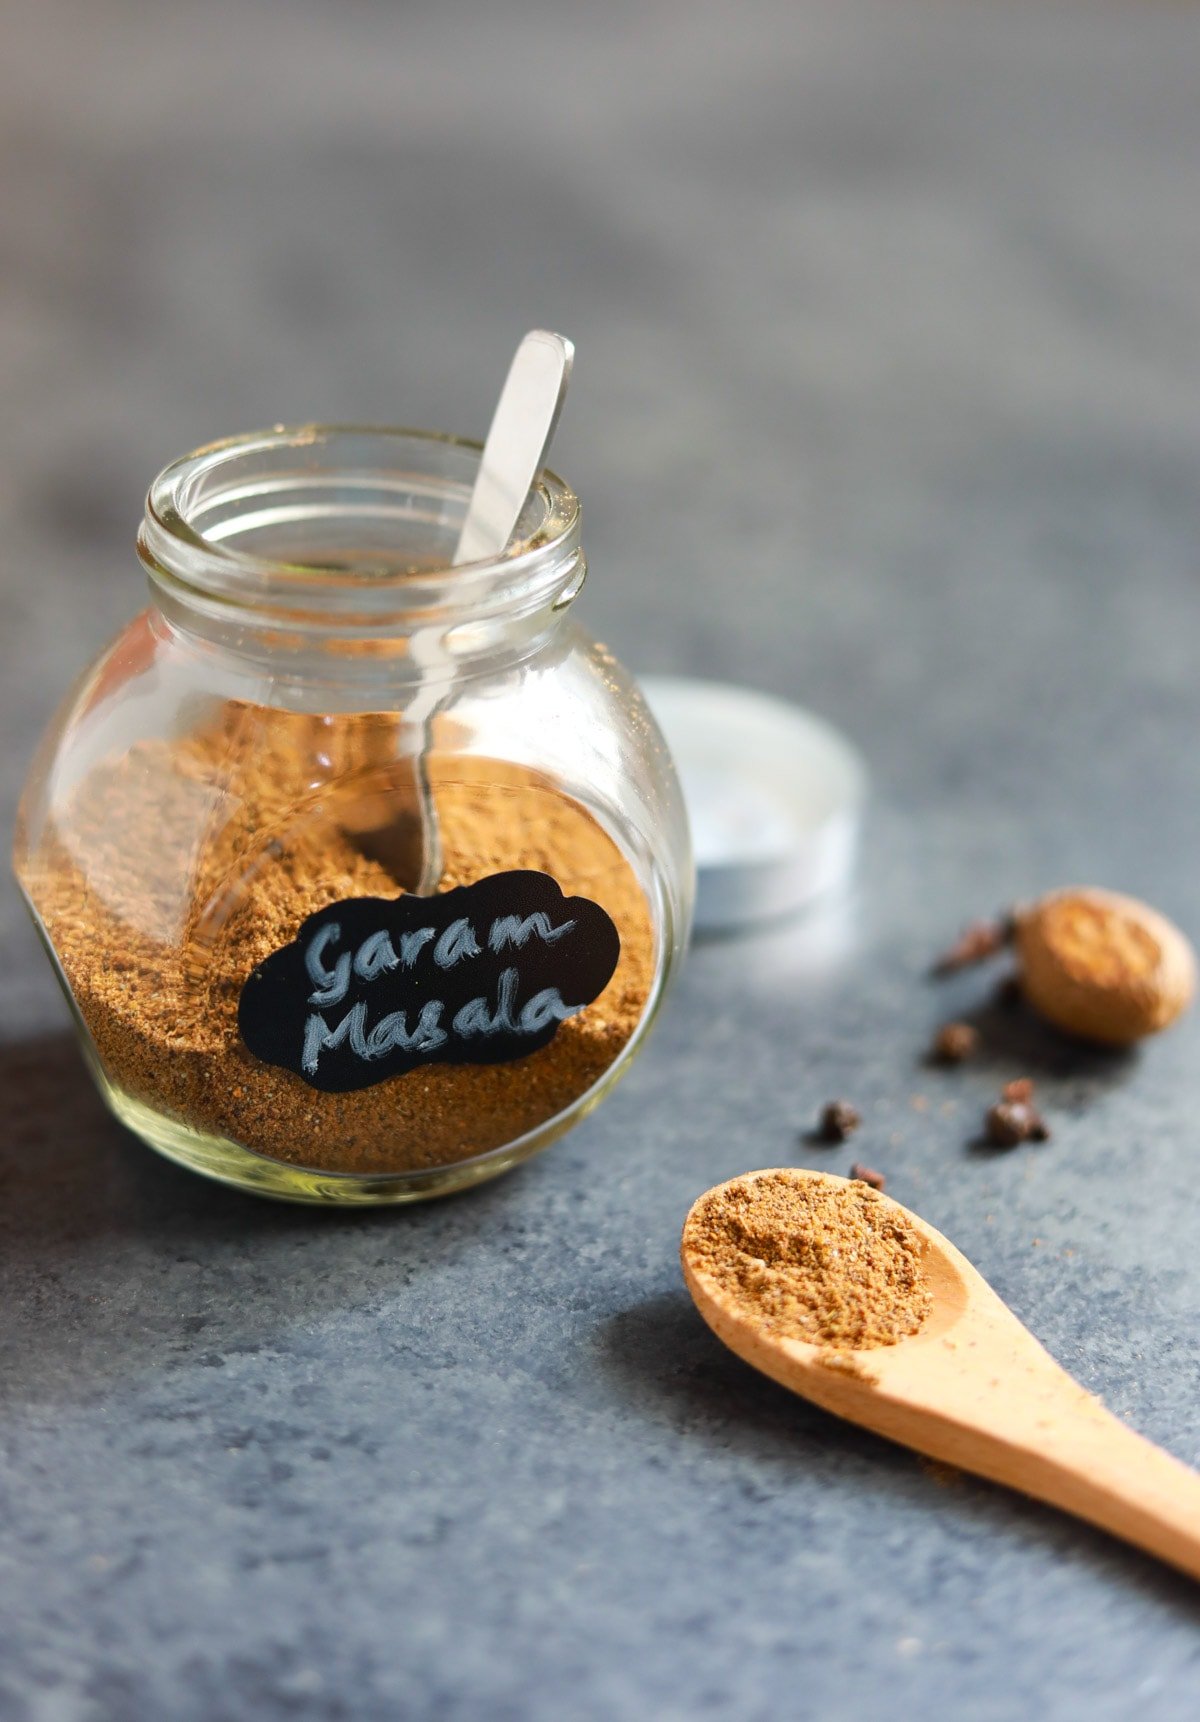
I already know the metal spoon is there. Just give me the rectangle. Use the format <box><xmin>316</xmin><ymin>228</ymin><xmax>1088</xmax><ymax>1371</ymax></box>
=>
<box><xmin>348</xmin><ymin>330</ymin><xmax>574</xmax><ymax>891</ymax></box>
<box><xmin>454</xmin><ymin>328</ymin><xmax>574</xmax><ymax>565</ymax></box>
<box><xmin>682</xmin><ymin>1168</ymin><xmax>1200</xmax><ymax>1582</ymax></box>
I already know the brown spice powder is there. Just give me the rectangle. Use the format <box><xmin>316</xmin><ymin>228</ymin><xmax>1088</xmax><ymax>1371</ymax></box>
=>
<box><xmin>23</xmin><ymin>702</ymin><xmax>655</xmax><ymax>1175</ymax></box>
<box><xmin>683</xmin><ymin>1171</ymin><xmax>932</xmax><ymax>1349</ymax></box>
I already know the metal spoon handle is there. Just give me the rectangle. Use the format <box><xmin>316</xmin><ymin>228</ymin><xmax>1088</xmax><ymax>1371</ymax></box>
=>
<box><xmin>453</xmin><ymin>329</ymin><xmax>574</xmax><ymax>565</ymax></box>
<box><xmin>381</xmin><ymin>330</ymin><xmax>574</xmax><ymax>895</ymax></box>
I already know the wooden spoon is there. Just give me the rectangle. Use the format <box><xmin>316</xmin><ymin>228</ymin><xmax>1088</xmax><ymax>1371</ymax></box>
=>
<box><xmin>682</xmin><ymin>1169</ymin><xmax>1200</xmax><ymax>1581</ymax></box>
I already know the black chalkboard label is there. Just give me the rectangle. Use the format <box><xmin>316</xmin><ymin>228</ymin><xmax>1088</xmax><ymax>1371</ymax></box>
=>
<box><xmin>237</xmin><ymin>870</ymin><xmax>622</xmax><ymax>1093</ymax></box>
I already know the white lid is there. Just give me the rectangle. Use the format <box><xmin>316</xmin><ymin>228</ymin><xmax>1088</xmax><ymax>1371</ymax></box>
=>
<box><xmin>638</xmin><ymin>676</ymin><xmax>867</xmax><ymax>933</ymax></box>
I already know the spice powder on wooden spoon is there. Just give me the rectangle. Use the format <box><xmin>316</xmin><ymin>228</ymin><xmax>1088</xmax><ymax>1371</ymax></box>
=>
<box><xmin>682</xmin><ymin>1172</ymin><xmax>932</xmax><ymax>1350</ymax></box>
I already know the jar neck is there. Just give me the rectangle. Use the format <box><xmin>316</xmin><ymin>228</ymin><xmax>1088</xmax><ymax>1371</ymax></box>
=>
<box><xmin>137</xmin><ymin>425</ymin><xmax>585</xmax><ymax>686</ymax></box>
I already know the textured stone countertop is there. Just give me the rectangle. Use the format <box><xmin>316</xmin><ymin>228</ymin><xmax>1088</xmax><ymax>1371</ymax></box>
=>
<box><xmin>4</xmin><ymin>3</ymin><xmax>1200</xmax><ymax>1717</ymax></box>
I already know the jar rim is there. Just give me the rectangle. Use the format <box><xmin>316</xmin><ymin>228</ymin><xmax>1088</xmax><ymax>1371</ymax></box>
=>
<box><xmin>138</xmin><ymin>422</ymin><xmax>582</xmax><ymax>627</ymax></box>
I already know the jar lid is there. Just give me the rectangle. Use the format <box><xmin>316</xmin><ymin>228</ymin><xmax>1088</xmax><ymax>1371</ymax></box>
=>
<box><xmin>638</xmin><ymin>676</ymin><xmax>867</xmax><ymax>934</ymax></box>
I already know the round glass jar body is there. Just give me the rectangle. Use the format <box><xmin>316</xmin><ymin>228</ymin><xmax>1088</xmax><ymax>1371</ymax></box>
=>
<box><xmin>15</xmin><ymin>427</ymin><xmax>693</xmax><ymax>1204</ymax></box>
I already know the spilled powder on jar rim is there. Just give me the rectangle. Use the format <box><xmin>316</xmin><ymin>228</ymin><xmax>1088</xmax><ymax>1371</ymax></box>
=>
<box><xmin>682</xmin><ymin>1171</ymin><xmax>932</xmax><ymax>1350</ymax></box>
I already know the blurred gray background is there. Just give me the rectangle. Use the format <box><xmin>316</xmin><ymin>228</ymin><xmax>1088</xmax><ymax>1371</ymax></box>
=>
<box><xmin>6</xmin><ymin>0</ymin><xmax>1200</xmax><ymax>830</ymax></box>
<box><xmin>4</xmin><ymin>4</ymin><xmax>1200</xmax><ymax>1720</ymax></box>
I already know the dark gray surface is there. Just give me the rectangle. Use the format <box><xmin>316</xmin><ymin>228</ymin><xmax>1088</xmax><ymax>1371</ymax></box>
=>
<box><xmin>4</xmin><ymin>2</ymin><xmax>1200</xmax><ymax>1717</ymax></box>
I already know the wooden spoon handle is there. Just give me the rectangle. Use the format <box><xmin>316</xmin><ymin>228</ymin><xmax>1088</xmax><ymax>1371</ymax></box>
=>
<box><xmin>806</xmin><ymin>1331</ymin><xmax>1200</xmax><ymax>1580</ymax></box>
<box><xmin>997</xmin><ymin>1395</ymin><xmax>1200</xmax><ymax>1581</ymax></box>
<box><xmin>887</xmin><ymin>1367</ymin><xmax>1200</xmax><ymax>1582</ymax></box>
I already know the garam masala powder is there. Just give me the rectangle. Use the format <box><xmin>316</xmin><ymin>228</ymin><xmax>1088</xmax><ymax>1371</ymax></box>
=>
<box><xmin>23</xmin><ymin>701</ymin><xmax>655</xmax><ymax>1177</ymax></box>
<box><xmin>682</xmin><ymin>1171</ymin><xmax>932</xmax><ymax>1349</ymax></box>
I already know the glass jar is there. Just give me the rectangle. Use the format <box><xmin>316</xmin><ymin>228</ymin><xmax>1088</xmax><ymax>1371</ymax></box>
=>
<box><xmin>14</xmin><ymin>426</ymin><xmax>693</xmax><ymax>1204</ymax></box>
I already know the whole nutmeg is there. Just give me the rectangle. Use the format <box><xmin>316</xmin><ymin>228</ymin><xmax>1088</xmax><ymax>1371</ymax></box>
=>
<box><xmin>1015</xmin><ymin>887</ymin><xmax>1196</xmax><ymax>1046</ymax></box>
